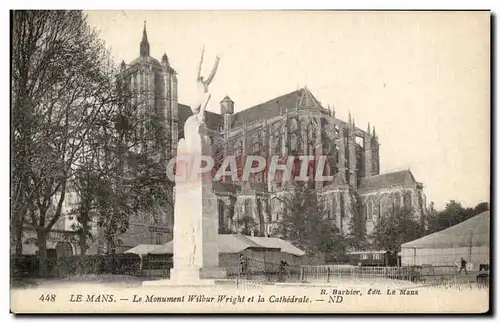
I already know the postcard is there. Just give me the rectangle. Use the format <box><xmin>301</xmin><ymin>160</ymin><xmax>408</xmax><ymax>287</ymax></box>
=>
<box><xmin>10</xmin><ymin>10</ymin><xmax>490</xmax><ymax>314</ymax></box>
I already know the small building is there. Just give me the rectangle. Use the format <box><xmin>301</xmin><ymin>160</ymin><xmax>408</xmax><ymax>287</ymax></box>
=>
<box><xmin>124</xmin><ymin>234</ymin><xmax>315</xmax><ymax>276</ymax></box>
<box><xmin>401</xmin><ymin>211</ymin><xmax>490</xmax><ymax>270</ymax></box>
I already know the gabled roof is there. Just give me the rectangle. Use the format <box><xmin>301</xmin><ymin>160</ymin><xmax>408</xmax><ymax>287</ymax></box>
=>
<box><xmin>126</xmin><ymin>234</ymin><xmax>305</xmax><ymax>256</ymax></box>
<box><xmin>177</xmin><ymin>104</ymin><xmax>223</xmax><ymax>134</ymax></box>
<box><xmin>176</xmin><ymin>88</ymin><xmax>326</xmax><ymax>132</ymax></box>
<box><xmin>401</xmin><ymin>211</ymin><xmax>490</xmax><ymax>249</ymax></box>
<box><xmin>246</xmin><ymin>236</ymin><xmax>306</xmax><ymax>256</ymax></box>
<box><xmin>358</xmin><ymin>170</ymin><xmax>417</xmax><ymax>191</ymax></box>
<box><xmin>124</xmin><ymin>244</ymin><xmax>158</xmax><ymax>256</ymax></box>
<box><xmin>229</xmin><ymin>88</ymin><xmax>323</xmax><ymax>127</ymax></box>
<box><xmin>147</xmin><ymin>234</ymin><xmax>268</xmax><ymax>255</ymax></box>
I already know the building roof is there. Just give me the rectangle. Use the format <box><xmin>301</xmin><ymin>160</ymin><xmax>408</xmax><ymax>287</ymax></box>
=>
<box><xmin>401</xmin><ymin>211</ymin><xmax>490</xmax><ymax>249</ymax></box>
<box><xmin>124</xmin><ymin>234</ymin><xmax>305</xmax><ymax>256</ymax></box>
<box><xmin>128</xmin><ymin>55</ymin><xmax>162</xmax><ymax>68</ymax></box>
<box><xmin>229</xmin><ymin>88</ymin><xmax>321</xmax><ymax>127</ymax></box>
<box><xmin>221</xmin><ymin>95</ymin><xmax>233</xmax><ymax>103</ymax></box>
<box><xmin>176</xmin><ymin>87</ymin><xmax>333</xmax><ymax>134</ymax></box>
<box><xmin>246</xmin><ymin>236</ymin><xmax>306</xmax><ymax>256</ymax></box>
<box><xmin>358</xmin><ymin>170</ymin><xmax>417</xmax><ymax>191</ymax></box>
<box><xmin>124</xmin><ymin>244</ymin><xmax>158</xmax><ymax>257</ymax></box>
<box><xmin>177</xmin><ymin>104</ymin><xmax>223</xmax><ymax>133</ymax></box>
<box><xmin>147</xmin><ymin>234</ymin><xmax>267</xmax><ymax>255</ymax></box>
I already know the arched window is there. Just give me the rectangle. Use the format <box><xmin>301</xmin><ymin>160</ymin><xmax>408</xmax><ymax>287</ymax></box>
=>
<box><xmin>403</xmin><ymin>192</ymin><xmax>412</xmax><ymax>210</ymax></box>
<box><xmin>380</xmin><ymin>195</ymin><xmax>389</xmax><ymax>217</ymax></box>
<box><xmin>394</xmin><ymin>192</ymin><xmax>401</xmax><ymax>210</ymax></box>
<box><xmin>339</xmin><ymin>194</ymin><xmax>345</xmax><ymax>220</ymax></box>
<box><xmin>289</xmin><ymin>119</ymin><xmax>298</xmax><ymax>132</ymax></box>
<box><xmin>334</xmin><ymin>124</ymin><xmax>340</xmax><ymax>137</ymax></box>
<box><xmin>218</xmin><ymin>200</ymin><xmax>225</xmax><ymax>229</ymax></box>
<box><xmin>155</xmin><ymin>233</ymin><xmax>163</xmax><ymax>245</ymax></box>
<box><xmin>367</xmin><ymin>200</ymin><xmax>373</xmax><ymax>220</ymax></box>
<box><xmin>252</xmin><ymin>135</ymin><xmax>260</xmax><ymax>154</ymax></box>
<box><xmin>355</xmin><ymin>135</ymin><xmax>364</xmax><ymax>148</ymax></box>
<box><xmin>290</xmin><ymin>134</ymin><xmax>298</xmax><ymax>152</ymax></box>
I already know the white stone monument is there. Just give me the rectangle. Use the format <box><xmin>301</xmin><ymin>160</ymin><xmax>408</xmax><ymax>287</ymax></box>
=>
<box><xmin>144</xmin><ymin>47</ymin><xmax>225</xmax><ymax>286</ymax></box>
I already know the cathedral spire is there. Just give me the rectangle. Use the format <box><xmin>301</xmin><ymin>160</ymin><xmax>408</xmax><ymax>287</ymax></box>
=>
<box><xmin>367</xmin><ymin>122</ymin><xmax>371</xmax><ymax>135</ymax></box>
<box><xmin>140</xmin><ymin>21</ymin><xmax>150</xmax><ymax>57</ymax></box>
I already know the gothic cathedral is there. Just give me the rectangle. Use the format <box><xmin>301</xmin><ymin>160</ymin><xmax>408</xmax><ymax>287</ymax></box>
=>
<box><xmin>117</xmin><ymin>24</ymin><xmax>428</xmax><ymax>248</ymax></box>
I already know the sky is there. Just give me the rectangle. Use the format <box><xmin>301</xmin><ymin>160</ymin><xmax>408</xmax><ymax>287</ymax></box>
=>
<box><xmin>85</xmin><ymin>11</ymin><xmax>490</xmax><ymax>210</ymax></box>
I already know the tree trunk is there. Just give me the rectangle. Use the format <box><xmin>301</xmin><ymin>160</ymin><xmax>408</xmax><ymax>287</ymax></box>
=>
<box><xmin>14</xmin><ymin>206</ymin><xmax>24</xmax><ymax>256</ymax></box>
<box><xmin>12</xmin><ymin>164</ymin><xmax>30</xmax><ymax>256</ymax></box>
<box><xmin>79</xmin><ymin>224</ymin><xmax>88</xmax><ymax>275</ymax></box>
<box><xmin>37</xmin><ymin>229</ymin><xmax>48</xmax><ymax>277</ymax></box>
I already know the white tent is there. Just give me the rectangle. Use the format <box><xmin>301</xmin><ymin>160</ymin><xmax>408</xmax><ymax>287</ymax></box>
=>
<box><xmin>401</xmin><ymin>211</ymin><xmax>490</xmax><ymax>268</ymax></box>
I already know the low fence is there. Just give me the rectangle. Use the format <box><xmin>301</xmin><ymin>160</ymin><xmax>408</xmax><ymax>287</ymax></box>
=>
<box><xmin>11</xmin><ymin>254</ymin><xmax>142</xmax><ymax>278</ymax></box>
<box><xmin>12</xmin><ymin>254</ymin><xmax>489</xmax><ymax>290</ymax></box>
<box><xmin>299</xmin><ymin>265</ymin><xmax>421</xmax><ymax>283</ymax></box>
<box><xmin>142</xmin><ymin>255</ymin><xmax>172</xmax><ymax>277</ymax></box>
<box><xmin>289</xmin><ymin>264</ymin><xmax>489</xmax><ymax>289</ymax></box>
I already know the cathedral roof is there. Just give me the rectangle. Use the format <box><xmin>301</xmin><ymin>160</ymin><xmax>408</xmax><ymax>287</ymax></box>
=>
<box><xmin>230</xmin><ymin>88</ymin><xmax>321</xmax><ymax>127</ymax></box>
<box><xmin>176</xmin><ymin>87</ymin><xmax>332</xmax><ymax>133</ymax></box>
<box><xmin>177</xmin><ymin>104</ymin><xmax>223</xmax><ymax>133</ymax></box>
<box><xmin>129</xmin><ymin>55</ymin><xmax>162</xmax><ymax>68</ymax></box>
<box><xmin>358</xmin><ymin>170</ymin><xmax>417</xmax><ymax>191</ymax></box>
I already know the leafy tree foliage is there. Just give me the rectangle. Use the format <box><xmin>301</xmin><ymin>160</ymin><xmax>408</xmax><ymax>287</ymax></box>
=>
<box><xmin>272</xmin><ymin>184</ymin><xmax>346</xmax><ymax>257</ymax></box>
<box><xmin>233</xmin><ymin>214</ymin><xmax>259</xmax><ymax>236</ymax></box>
<box><xmin>426</xmin><ymin>200</ymin><xmax>489</xmax><ymax>234</ymax></box>
<box><xmin>12</xmin><ymin>10</ymin><xmax>175</xmax><ymax>275</ymax></box>
<box><xmin>11</xmin><ymin>10</ymin><xmax>117</xmax><ymax>274</ymax></box>
<box><xmin>346</xmin><ymin>190</ymin><xmax>368</xmax><ymax>251</ymax></box>
<box><xmin>370</xmin><ymin>205</ymin><xmax>424</xmax><ymax>251</ymax></box>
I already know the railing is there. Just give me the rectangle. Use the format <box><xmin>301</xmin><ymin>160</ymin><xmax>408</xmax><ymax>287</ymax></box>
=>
<box><xmin>299</xmin><ymin>265</ymin><xmax>421</xmax><ymax>283</ymax></box>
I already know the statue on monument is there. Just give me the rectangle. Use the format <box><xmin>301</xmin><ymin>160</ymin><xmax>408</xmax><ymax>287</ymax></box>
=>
<box><xmin>176</xmin><ymin>46</ymin><xmax>220</xmax><ymax>267</ymax></box>
<box><xmin>145</xmin><ymin>46</ymin><xmax>226</xmax><ymax>285</ymax></box>
<box><xmin>181</xmin><ymin>46</ymin><xmax>220</xmax><ymax>151</ymax></box>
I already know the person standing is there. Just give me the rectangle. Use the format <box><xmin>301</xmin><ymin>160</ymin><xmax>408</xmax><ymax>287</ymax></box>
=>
<box><xmin>239</xmin><ymin>254</ymin><xmax>247</xmax><ymax>275</ymax></box>
<box><xmin>459</xmin><ymin>258</ymin><xmax>468</xmax><ymax>275</ymax></box>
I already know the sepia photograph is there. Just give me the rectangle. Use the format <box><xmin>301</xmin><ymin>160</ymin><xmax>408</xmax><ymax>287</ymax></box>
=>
<box><xmin>10</xmin><ymin>9</ymin><xmax>491</xmax><ymax>314</ymax></box>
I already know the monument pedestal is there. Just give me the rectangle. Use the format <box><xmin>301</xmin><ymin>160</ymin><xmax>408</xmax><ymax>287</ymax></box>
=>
<box><xmin>143</xmin><ymin>114</ymin><xmax>226</xmax><ymax>288</ymax></box>
<box><xmin>143</xmin><ymin>267</ymin><xmax>226</xmax><ymax>287</ymax></box>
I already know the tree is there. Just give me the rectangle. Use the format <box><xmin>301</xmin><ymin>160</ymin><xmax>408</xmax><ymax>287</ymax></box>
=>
<box><xmin>370</xmin><ymin>205</ymin><xmax>424</xmax><ymax>251</ymax></box>
<box><xmin>234</xmin><ymin>215</ymin><xmax>259</xmax><ymax>236</ymax></box>
<box><xmin>12</xmin><ymin>10</ymin><xmax>116</xmax><ymax>274</ymax></box>
<box><xmin>472</xmin><ymin>202</ymin><xmax>489</xmax><ymax>214</ymax></box>
<box><xmin>272</xmin><ymin>184</ymin><xmax>346</xmax><ymax>257</ymax></box>
<box><xmin>70</xmin><ymin>163</ymin><xmax>99</xmax><ymax>270</ymax></box>
<box><xmin>72</xmin><ymin>90</ymin><xmax>175</xmax><ymax>255</ymax></box>
<box><xmin>427</xmin><ymin>200</ymin><xmax>489</xmax><ymax>234</ymax></box>
<box><xmin>346</xmin><ymin>190</ymin><xmax>368</xmax><ymax>251</ymax></box>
